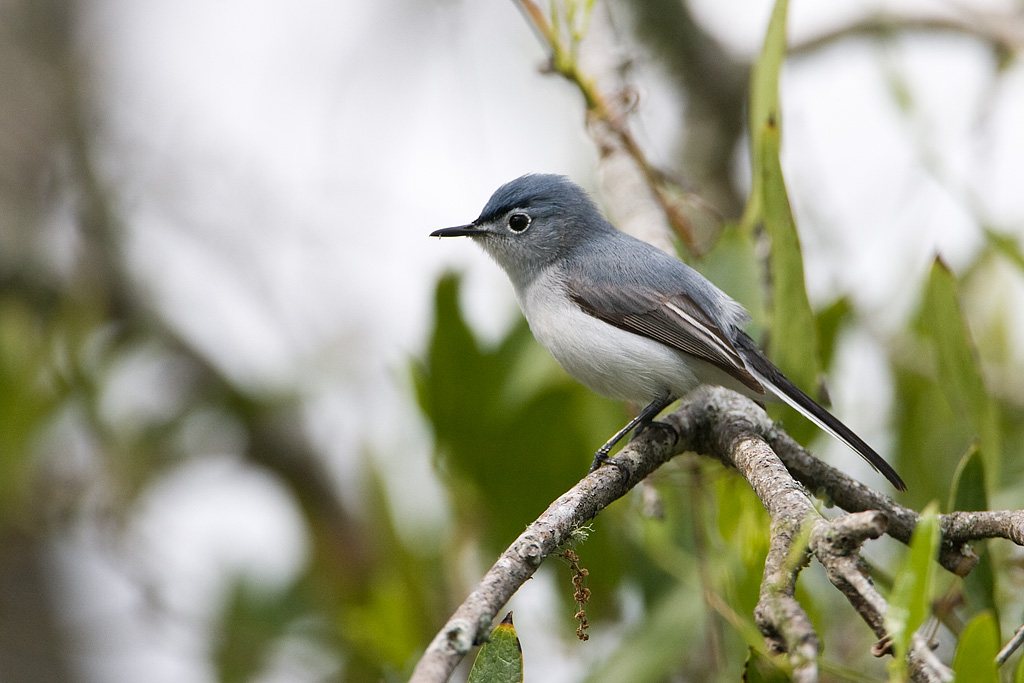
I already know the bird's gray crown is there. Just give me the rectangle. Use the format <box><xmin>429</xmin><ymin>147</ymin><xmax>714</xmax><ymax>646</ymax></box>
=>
<box><xmin>475</xmin><ymin>174</ymin><xmax>603</xmax><ymax>229</ymax></box>
<box><xmin>441</xmin><ymin>174</ymin><xmax>612</xmax><ymax>290</ymax></box>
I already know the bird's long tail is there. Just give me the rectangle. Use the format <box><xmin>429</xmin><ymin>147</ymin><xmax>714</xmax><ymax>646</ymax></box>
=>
<box><xmin>735</xmin><ymin>333</ymin><xmax>906</xmax><ymax>491</ymax></box>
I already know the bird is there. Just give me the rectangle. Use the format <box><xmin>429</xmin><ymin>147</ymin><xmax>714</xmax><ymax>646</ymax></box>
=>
<box><xmin>430</xmin><ymin>174</ymin><xmax>905</xmax><ymax>491</ymax></box>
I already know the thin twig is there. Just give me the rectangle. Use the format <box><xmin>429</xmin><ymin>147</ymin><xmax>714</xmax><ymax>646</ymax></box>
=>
<box><xmin>790</xmin><ymin>13</ymin><xmax>1024</xmax><ymax>59</ymax></box>
<box><xmin>512</xmin><ymin>0</ymin><xmax>699</xmax><ymax>252</ymax></box>
<box><xmin>996</xmin><ymin>623</ymin><xmax>1024</xmax><ymax>666</ymax></box>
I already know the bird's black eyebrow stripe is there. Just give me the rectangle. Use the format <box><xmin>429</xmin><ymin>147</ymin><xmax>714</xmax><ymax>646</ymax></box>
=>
<box><xmin>477</xmin><ymin>204</ymin><xmax>519</xmax><ymax>224</ymax></box>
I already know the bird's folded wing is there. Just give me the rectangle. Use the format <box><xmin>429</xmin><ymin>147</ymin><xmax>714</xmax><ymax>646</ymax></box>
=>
<box><xmin>567</xmin><ymin>278</ymin><xmax>764</xmax><ymax>395</ymax></box>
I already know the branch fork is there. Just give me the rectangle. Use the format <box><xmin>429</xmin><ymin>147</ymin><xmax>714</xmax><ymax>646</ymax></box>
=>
<box><xmin>409</xmin><ymin>387</ymin><xmax>1021</xmax><ymax>682</ymax></box>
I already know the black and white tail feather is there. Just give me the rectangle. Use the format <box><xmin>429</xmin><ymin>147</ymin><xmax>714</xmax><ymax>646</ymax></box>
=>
<box><xmin>734</xmin><ymin>332</ymin><xmax>906</xmax><ymax>491</ymax></box>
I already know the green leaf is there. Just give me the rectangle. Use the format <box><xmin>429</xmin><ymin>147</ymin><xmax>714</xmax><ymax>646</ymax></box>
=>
<box><xmin>735</xmin><ymin>0</ymin><xmax>823</xmax><ymax>425</ymax></box>
<box><xmin>949</xmin><ymin>443</ymin><xmax>988</xmax><ymax>513</ymax></box>
<box><xmin>948</xmin><ymin>445</ymin><xmax>999</xmax><ymax>620</ymax></box>
<box><xmin>338</xmin><ymin>467</ymin><xmax>440</xmax><ymax>672</ymax></box>
<box><xmin>984</xmin><ymin>227</ymin><xmax>1024</xmax><ymax>275</ymax></box>
<box><xmin>815</xmin><ymin>297</ymin><xmax>852</xmax><ymax>372</ymax></box>
<box><xmin>952</xmin><ymin>611</ymin><xmax>999</xmax><ymax>683</ymax></box>
<box><xmin>468</xmin><ymin>613</ymin><xmax>524</xmax><ymax>683</ymax></box>
<box><xmin>413</xmin><ymin>272</ymin><xmax>500</xmax><ymax>447</ymax></box>
<box><xmin>741</xmin><ymin>0</ymin><xmax>789</xmax><ymax>232</ymax></box>
<box><xmin>415</xmin><ymin>274</ymin><xmax>625</xmax><ymax>572</ymax></box>
<box><xmin>921</xmin><ymin>258</ymin><xmax>1001</xmax><ymax>479</ymax></box>
<box><xmin>760</xmin><ymin>121</ymin><xmax>822</xmax><ymax>392</ymax></box>
<box><xmin>214</xmin><ymin>578</ymin><xmax>323</xmax><ymax>683</ymax></box>
<box><xmin>890</xmin><ymin>358</ymin><xmax>969</xmax><ymax>503</ymax></box>
<box><xmin>885</xmin><ymin>503</ymin><xmax>940</xmax><ymax>680</ymax></box>
<box><xmin>743</xmin><ymin>647</ymin><xmax>793</xmax><ymax>682</ymax></box>
<box><xmin>0</xmin><ymin>298</ymin><xmax>67</xmax><ymax>520</ymax></box>
<box><xmin>700</xmin><ymin>226</ymin><xmax>766</xmax><ymax>328</ymax></box>
<box><xmin>734</xmin><ymin>0</ymin><xmax>821</xmax><ymax>395</ymax></box>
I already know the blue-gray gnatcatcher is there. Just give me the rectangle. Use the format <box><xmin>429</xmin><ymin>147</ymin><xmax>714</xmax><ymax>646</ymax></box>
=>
<box><xmin>430</xmin><ymin>174</ymin><xmax>905</xmax><ymax>491</ymax></box>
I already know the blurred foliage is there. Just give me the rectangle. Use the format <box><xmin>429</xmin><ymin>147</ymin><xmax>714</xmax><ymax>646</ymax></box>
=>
<box><xmin>742</xmin><ymin>0</ymin><xmax>789</xmax><ymax>235</ymax></box>
<box><xmin>885</xmin><ymin>503</ymin><xmax>940</xmax><ymax>681</ymax></box>
<box><xmin>923</xmin><ymin>259</ymin><xmax>1002</xmax><ymax>479</ymax></box>
<box><xmin>952</xmin><ymin>611</ymin><xmax>1000</xmax><ymax>683</ymax></box>
<box><xmin>0</xmin><ymin>0</ymin><xmax>1022</xmax><ymax>682</ymax></box>
<box><xmin>413</xmin><ymin>273</ymin><xmax>625</xmax><ymax>555</ymax></box>
<box><xmin>215</xmin><ymin>577</ymin><xmax>329</xmax><ymax>683</ymax></box>
<box><xmin>742</xmin><ymin>0</ymin><xmax>825</xmax><ymax>444</ymax></box>
<box><xmin>743</xmin><ymin>647</ymin><xmax>794</xmax><ymax>682</ymax></box>
<box><xmin>949</xmin><ymin>445</ymin><xmax>999</xmax><ymax>622</ymax></box>
<box><xmin>408</xmin><ymin>0</ymin><xmax>1024</xmax><ymax>679</ymax></box>
<box><xmin>759</xmin><ymin>120</ymin><xmax>823</xmax><ymax>394</ymax></box>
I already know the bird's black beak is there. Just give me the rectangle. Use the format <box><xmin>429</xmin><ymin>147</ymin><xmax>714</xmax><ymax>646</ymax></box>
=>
<box><xmin>430</xmin><ymin>223</ymin><xmax>479</xmax><ymax>238</ymax></box>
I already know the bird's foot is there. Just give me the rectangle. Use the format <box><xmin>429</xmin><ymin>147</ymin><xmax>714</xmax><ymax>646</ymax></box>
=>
<box><xmin>588</xmin><ymin>447</ymin><xmax>630</xmax><ymax>476</ymax></box>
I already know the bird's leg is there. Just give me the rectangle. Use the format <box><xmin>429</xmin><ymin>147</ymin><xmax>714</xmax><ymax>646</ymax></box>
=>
<box><xmin>589</xmin><ymin>395</ymin><xmax>675</xmax><ymax>473</ymax></box>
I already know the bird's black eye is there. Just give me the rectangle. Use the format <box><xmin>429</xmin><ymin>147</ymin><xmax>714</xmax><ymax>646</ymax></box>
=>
<box><xmin>507</xmin><ymin>212</ymin><xmax>531</xmax><ymax>233</ymax></box>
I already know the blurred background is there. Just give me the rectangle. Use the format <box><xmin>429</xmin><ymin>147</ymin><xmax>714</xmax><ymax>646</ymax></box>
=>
<box><xmin>1</xmin><ymin>0</ymin><xmax>1023</xmax><ymax>681</ymax></box>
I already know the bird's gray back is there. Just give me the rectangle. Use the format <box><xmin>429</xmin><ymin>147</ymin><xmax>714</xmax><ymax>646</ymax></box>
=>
<box><xmin>563</xmin><ymin>227</ymin><xmax>750</xmax><ymax>335</ymax></box>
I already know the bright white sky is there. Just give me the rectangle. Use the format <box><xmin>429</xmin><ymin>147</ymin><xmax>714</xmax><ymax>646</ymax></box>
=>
<box><xmin>57</xmin><ymin>0</ymin><xmax>1024</xmax><ymax>680</ymax></box>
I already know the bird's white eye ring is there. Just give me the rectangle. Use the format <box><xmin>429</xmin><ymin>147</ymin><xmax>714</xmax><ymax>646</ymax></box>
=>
<box><xmin>507</xmin><ymin>212</ymin><xmax>531</xmax><ymax>233</ymax></box>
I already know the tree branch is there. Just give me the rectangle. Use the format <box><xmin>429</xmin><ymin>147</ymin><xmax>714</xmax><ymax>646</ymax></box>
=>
<box><xmin>729</xmin><ymin>408</ymin><xmax>1022</xmax><ymax>577</ymax></box>
<box><xmin>407</xmin><ymin>422</ymin><xmax>680</xmax><ymax>683</ymax></box>
<box><xmin>409</xmin><ymin>387</ymin><xmax>1020</xmax><ymax>682</ymax></box>
<box><xmin>665</xmin><ymin>388</ymin><xmax>953</xmax><ymax>681</ymax></box>
<box><xmin>789</xmin><ymin>12</ymin><xmax>1024</xmax><ymax>60</ymax></box>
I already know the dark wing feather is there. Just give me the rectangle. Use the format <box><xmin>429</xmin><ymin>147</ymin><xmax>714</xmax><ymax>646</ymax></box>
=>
<box><xmin>567</xmin><ymin>277</ymin><xmax>764</xmax><ymax>395</ymax></box>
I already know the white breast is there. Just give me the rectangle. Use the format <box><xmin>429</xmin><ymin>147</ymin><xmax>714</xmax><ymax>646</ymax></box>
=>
<box><xmin>516</xmin><ymin>267</ymin><xmax>704</xmax><ymax>403</ymax></box>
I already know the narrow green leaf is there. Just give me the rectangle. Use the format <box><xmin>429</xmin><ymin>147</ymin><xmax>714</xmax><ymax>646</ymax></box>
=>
<box><xmin>417</xmin><ymin>274</ymin><xmax>615</xmax><ymax>547</ymax></box>
<box><xmin>952</xmin><ymin>611</ymin><xmax>999</xmax><ymax>683</ymax></box>
<box><xmin>885</xmin><ymin>503</ymin><xmax>940</xmax><ymax>680</ymax></box>
<box><xmin>922</xmin><ymin>258</ymin><xmax>1001</xmax><ymax>480</ymax></box>
<box><xmin>890</xmin><ymin>357</ymin><xmax>970</xmax><ymax>502</ymax></box>
<box><xmin>948</xmin><ymin>445</ymin><xmax>999</xmax><ymax>620</ymax></box>
<box><xmin>761</xmin><ymin>121</ymin><xmax>821</xmax><ymax>391</ymax></box>
<box><xmin>468</xmin><ymin>612</ymin><xmax>524</xmax><ymax>683</ymax></box>
<box><xmin>949</xmin><ymin>443</ymin><xmax>988</xmax><ymax>513</ymax></box>
<box><xmin>700</xmin><ymin>226</ymin><xmax>766</xmax><ymax>327</ymax></box>
<box><xmin>984</xmin><ymin>227</ymin><xmax>1024</xmax><ymax>275</ymax></box>
<box><xmin>741</xmin><ymin>0</ymin><xmax>790</xmax><ymax>232</ymax></box>
<box><xmin>743</xmin><ymin>646</ymin><xmax>793</xmax><ymax>682</ymax></box>
<box><xmin>749</xmin><ymin>0</ymin><xmax>788</xmax><ymax>142</ymax></box>
<box><xmin>815</xmin><ymin>297</ymin><xmax>852</xmax><ymax>371</ymax></box>
<box><xmin>922</xmin><ymin>258</ymin><xmax>988</xmax><ymax>428</ymax></box>
<box><xmin>736</xmin><ymin>0</ymin><xmax>822</xmax><ymax>410</ymax></box>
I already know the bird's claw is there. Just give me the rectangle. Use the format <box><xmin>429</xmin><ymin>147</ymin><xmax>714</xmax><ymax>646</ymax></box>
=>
<box><xmin>589</xmin><ymin>449</ymin><xmax>630</xmax><ymax>476</ymax></box>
